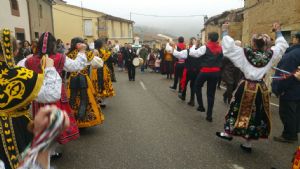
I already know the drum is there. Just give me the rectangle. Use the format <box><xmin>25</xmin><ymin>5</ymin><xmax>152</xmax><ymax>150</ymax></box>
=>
<box><xmin>139</xmin><ymin>58</ymin><xmax>144</xmax><ymax>66</ymax></box>
<box><xmin>132</xmin><ymin>58</ymin><xmax>140</xmax><ymax>67</ymax></box>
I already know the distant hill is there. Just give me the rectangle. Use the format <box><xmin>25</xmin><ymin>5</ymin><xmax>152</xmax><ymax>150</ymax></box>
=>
<box><xmin>134</xmin><ymin>25</ymin><xmax>177</xmax><ymax>43</ymax></box>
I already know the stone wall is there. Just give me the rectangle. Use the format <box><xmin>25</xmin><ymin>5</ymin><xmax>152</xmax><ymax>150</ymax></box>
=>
<box><xmin>243</xmin><ymin>0</ymin><xmax>300</xmax><ymax>45</ymax></box>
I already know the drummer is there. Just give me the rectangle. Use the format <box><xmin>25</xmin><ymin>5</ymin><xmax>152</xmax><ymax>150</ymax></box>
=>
<box><xmin>124</xmin><ymin>44</ymin><xmax>137</xmax><ymax>81</ymax></box>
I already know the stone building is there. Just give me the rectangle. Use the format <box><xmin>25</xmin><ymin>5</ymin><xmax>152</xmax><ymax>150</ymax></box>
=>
<box><xmin>0</xmin><ymin>0</ymin><xmax>31</xmax><ymax>41</ymax></box>
<box><xmin>201</xmin><ymin>8</ymin><xmax>244</xmax><ymax>43</ymax></box>
<box><xmin>27</xmin><ymin>0</ymin><xmax>55</xmax><ymax>41</ymax></box>
<box><xmin>53</xmin><ymin>2</ymin><xmax>134</xmax><ymax>44</ymax></box>
<box><xmin>243</xmin><ymin>0</ymin><xmax>300</xmax><ymax>45</ymax></box>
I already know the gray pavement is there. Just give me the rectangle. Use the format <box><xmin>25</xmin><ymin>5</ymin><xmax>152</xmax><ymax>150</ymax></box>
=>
<box><xmin>54</xmin><ymin>70</ymin><xmax>297</xmax><ymax>169</ymax></box>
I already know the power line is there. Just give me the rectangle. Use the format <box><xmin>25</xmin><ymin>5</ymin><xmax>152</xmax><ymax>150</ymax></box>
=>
<box><xmin>53</xmin><ymin>7</ymin><xmax>99</xmax><ymax>18</ymax></box>
<box><xmin>130</xmin><ymin>12</ymin><xmax>207</xmax><ymax>18</ymax></box>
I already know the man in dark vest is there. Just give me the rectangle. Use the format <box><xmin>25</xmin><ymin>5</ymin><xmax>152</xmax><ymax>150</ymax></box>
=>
<box><xmin>189</xmin><ymin>32</ymin><xmax>223</xmax><ymax>122</ymax></box>
<box><xmin>170</xmin><ymin>37</ymin><xmax>186</xmax><ymax>92</ymax></box>
<box><xmin>173</xmin><ymin>37</ymin><xmax>201</xmax><ymax>106</ymax></box>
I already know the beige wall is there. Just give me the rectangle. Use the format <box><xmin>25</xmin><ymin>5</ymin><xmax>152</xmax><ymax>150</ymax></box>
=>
<box><xmin>53</xmin><ymin>3</ymin><xmax>133</xmax><ymax>44</ymax></box>
<box><xmin>106</xmin><ymin>19</ymin><xmax>133</xmax><ymax>44</ymax></box>
<box><xmin>53</xmin><ymin>4</ymin><xmax>101</xmax><ymax>43</ymax></box>
<box><xmin>243</xmin><ymin>0</ymin><xmax>300</xmax><ymax>45</ymax></box>
<box><xmin>28</xmin><ymin>0</ymin><xmax>54</xmax><ymax>41</ymax></box>
<box><xmin>0</xmin><ymin>0</ymin><xmax>31</xmax><ymax>41</ymax></box>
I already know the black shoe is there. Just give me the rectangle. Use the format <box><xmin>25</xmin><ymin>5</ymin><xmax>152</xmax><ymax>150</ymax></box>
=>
<box><xmin>206</xmin><ymin>117</ymin><xmax>213</xmax><ymax>122</ymax></box>
<box><xmin>169</xmin><ymin>86</ymin><xmax>176</xmax><ymax>90</ymax></box>
<box><xmin>178</xmin><ymin>93</ymin><xmax>185</xmax><ymax>101</ymax></box>
<box><xmin>133</xmin><ymin>79</ymin><xmax>135</xmax><ymax>81</ymax></box>
<box><xmin>216</xmin><ymin>132</ymin><xmax>233</xmax><ymax>141</ymax></box>
<box><xmin>187</xmin><ymin>101</ymin><xmax>195</xmax><ymax>107</ymax></box>
<box><xmin>197</xmin><ymin>106</ymin><xmax>205</xmax><ymax>112</ymax></box>
<box><xmin>51</xmin><ymin>152</ymin><xmax>62</xmax><ymax>160</ymax></box>
<box><xmin>240</xmin><ymin>144</ymin><xmax>252</xmax><ymax>153</ymax></box>
<box><xmin>129</xmin><ymin>79</ymin><xmax>132</xmax><ymax>81</ymax></box>
<box><xmin>273</xmin><ymin>136</ymin><xmax>297</xmax><ymax>143</ymax></box>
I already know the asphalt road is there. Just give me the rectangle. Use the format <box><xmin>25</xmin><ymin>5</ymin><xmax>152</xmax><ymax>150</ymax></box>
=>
<box><xmin>53</xmin><ymin>70</ymin><xmax>298</xmax><ymax>169</ymax></box>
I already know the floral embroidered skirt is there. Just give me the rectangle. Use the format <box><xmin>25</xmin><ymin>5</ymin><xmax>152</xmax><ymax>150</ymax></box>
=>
<box><xmin>224</xmin><ymin>79</ymin><xmax>271</xmax><ymax>140</ymax></box>
<box><xmin>67</xmin><ymin>75</ymin><xmax>104</xmax><ymax>128</ymax></box>
<box><xmin>90</xmin><ymin>65</ymin><xmax>115</xmax><ymax>99</ymax></box>
<box><xmin>293</xmin><ymin>146</ymin><xmax>300</xmax><ymax>169</ymax></box>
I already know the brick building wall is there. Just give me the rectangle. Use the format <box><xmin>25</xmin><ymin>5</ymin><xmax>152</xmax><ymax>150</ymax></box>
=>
<box><xmin>243</xmin><ymin>0</ymin><xmax>300</xmax><ymax>45</ymax></box>
<box><xmin>202</xmin><ymin>9</ymin><xmax>244</xmax><ymax>43</ymax></box>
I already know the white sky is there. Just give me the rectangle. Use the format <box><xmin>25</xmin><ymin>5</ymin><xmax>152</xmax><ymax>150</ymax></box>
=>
<box><xmin>65</xmin><ymin>0</ymin><xmax>244</xmax><ymax>37</ymax></box>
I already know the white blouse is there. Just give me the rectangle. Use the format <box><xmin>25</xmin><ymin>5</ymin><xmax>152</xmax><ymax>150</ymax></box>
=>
<box><xmin>173</xmin><ymin>45</ymin><xmax>207</xmax><ymax>59</ymax></box>
<box><xmin>16</xmin><ymin>51</ymin><xmax>101</xmax><ymax>103</ymax></box>
<box><xmin>36</xmin><ymin>67</ymin><xmax>62</xmax><ymax>103</ymax></box>
<box><xmin>222</xmin><ymin>33</ymin><xmax>289</xmax><ymax>81</ymax></box>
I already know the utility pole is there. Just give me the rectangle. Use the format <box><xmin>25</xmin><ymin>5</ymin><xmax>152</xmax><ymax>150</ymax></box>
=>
<box><xmin>81</xmin><ymin>1</ymin><xmax>84</xmax><ymax>37</ymax></box>
<box><xmin>130</xmin><ymin>12</ymin><xmax>132</xmax><ymax>21</ymax></box>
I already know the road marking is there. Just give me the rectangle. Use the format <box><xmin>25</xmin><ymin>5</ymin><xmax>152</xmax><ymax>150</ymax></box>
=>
<box><xmin>140</xmin><ymin>81</ymin><xmax>147</xmax><ymax>90</ymax></box>
<box><xmin>232</xmin><ymin>164</ymin><xmax>245</xmax><ymax>169</ymax></box>
<box><xmin>219</xmin><ymin>86</ymin><xmax>279</xmax><ymax>107</ymax></box>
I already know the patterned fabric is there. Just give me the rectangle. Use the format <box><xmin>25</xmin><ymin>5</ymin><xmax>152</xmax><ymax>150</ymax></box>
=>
<box><xmin>67</xmin><ymin>76</ymin><xmax>104</xmax><ymax>128</ymax></box>
<box><xmin>26</xmin><ymin>54</ymin><xmax>80</xmax><ymax>144</ymax></box>
<box><xmin>224</xmin><ymin>80</ymin><xmax>271</xmax><ymax>140</ymax></box>
<box><xmin>244</xmin><ymin>48</ymin><xmax>273</xmax><ymax>68</ymax></box>
<box><xmin>0</xmin><ymin>29</ymin><xmax>15</xmax><ymax>69</ymax></box>
<box><xmin>0</xmin><ymin>117</ymin><xmax>20</xmax><ymax>169</ymax></box>
<box><xmin>0</xmin><ymin>28</ymin><xmax>42</xmax><ymax>169</ymax></box>
<box><xmin>0</xmin><ymin>61</ymin><xmax>43</xmax><ymax>114</ymax></box>
<box><xmin>67</xmin><ymin>50</ymin><xmax>104</xmax><ymax>128</ymax></box>
<box><xmin>293</xmin><ymin>146</ymin><xmax>300</xmax><ymax>169</ymax></box>
<box><xmin>91</xmin><ymin>49</ymin><xmax>115</xmax><ymax>98</ymax></box>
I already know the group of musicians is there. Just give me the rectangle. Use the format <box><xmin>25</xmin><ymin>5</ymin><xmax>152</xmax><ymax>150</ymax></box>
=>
<box><xmin>0</xmin><ymin>28</ymin><xmax>116</xmax><ymax>169</ymax></box>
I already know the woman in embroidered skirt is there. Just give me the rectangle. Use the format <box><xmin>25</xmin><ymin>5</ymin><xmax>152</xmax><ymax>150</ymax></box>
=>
<box><xmin>216</xmin><ymin>23</ymin><xmax>289</xmax><ymax>153</ymax></box>
<box><xmin>0</xmin><ymin>29</ymin><xmax>62</xmax><ymax>169</ymax></box>
<box><xmin>90</xmin><ymin>39</ymin><xmax>115</xmax><ymax>108</ymax></box>
<box><xmin>67</xmin><ymin>37</ymin><xmax>104</xmax><ymax>128</ymax></box>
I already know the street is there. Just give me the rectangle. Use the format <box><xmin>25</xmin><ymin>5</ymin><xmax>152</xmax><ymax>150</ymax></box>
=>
<box><xmin>54</xmin><ymin>70</ymin><xmax>297</xmax><ymax>169</ymax></box>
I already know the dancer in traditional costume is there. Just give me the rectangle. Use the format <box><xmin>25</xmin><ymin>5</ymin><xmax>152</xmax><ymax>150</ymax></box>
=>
<box><xmin>67</xmin><ymin>37</ymin><xmax>104</xmax><ymax>128</ymax></box>
<box><xmin>170</xmin><ymin>37</ymin><xmax>186</xmax><ymax>93</ymax></box>
<box><xmin>20</xmin><ymin>32</ymin><xmax>97</xmax><ymax>145</ymax></box>
<box><xmin>216</xmin><ymin>23</ymin><xmax>289</xmax><ymax>152</ymax></box>
<box><xmin>90</xmin><ymin>39</ymin><xmax>115</xmax><ymax>108</ymax></box>
<box><xmin>188</xmin><ymin>32</ymin><xmax>223</xmax><ymax>122</ymax></box>
<box><xmin>0</xmin><ymin>29</ymin><xmax>62</xmax><ymax>169</ymax></box>
<box><xmin>164</xmin><ymin>41</ymin><xmax>174</xmax><ymax>79</ymax></box>
<box><xmin>173</xmin><ymin>37</ymin><xmax>201</xmax><ymax>107</ymax></box>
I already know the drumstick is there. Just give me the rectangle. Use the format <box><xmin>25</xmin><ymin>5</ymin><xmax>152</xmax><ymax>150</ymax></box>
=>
<box><xmin>272</xmin><ymin>67</ymin><xmax>292</xmax><ymax>75</ymax></box>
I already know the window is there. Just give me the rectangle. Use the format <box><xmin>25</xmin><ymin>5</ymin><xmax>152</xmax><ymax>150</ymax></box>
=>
<box><xmin>84</xmin><ymin>20</ymin><xmax>93</xmax><ymax>36</ymax></box>
<box><xmin>282</xmin><ymin>31</ymin><xmax>292</xmax><ymax>44</ymax></box>
<box><xmin>120</xmin><ymin>23</ymin><xmax>124</xmax><ymax>38</ymax></box>
<box><xmin>128</xmin><ymin>24</ymin><xmax>132</xmax><ymax>38</ymax></box>
<box><xmin>39</xmin><ymin>4</ymin><xmax>43</xmax><ymax>18</ymax></box>
<box><xmin>35</xmin><ymin>32</ymin><xmax>39</xmax><ymax>40</ymax></box>
<box><xmin>112</xmin><ymin>21</ymin><xmax>115</xmax><ymax>38</ymax></box>
<box><xmin>15</xmin><ymin>28</ymin><xmax>25</xmax><ymax>41</ymax></box>
<box><xmin>10</xmin><ymin>0</ymin><xmax>20</xmax><ymax>16</ymax></box>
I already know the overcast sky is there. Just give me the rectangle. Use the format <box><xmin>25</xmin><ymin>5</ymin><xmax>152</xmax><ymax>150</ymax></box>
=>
<box><xmin>65</xmin><ymin>0</ymin><xmax>244</xmax><ymax>37</ymax></box>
